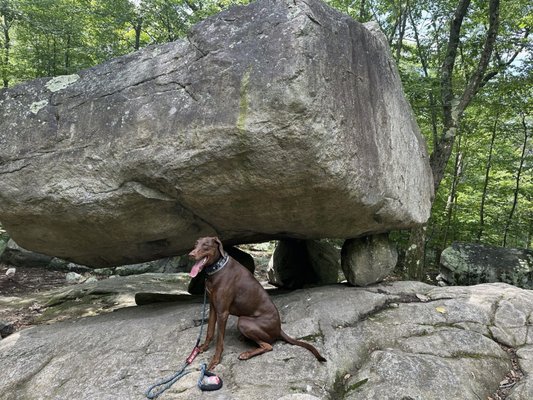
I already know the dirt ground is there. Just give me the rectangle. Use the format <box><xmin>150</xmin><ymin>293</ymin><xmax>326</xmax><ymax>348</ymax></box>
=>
<box><xmin>0</xmin><ymin>264</ymin><xmax>74</xmax><ymax>331</ymax></box>
<box><xmin>0</xmin><ymin>264</ymin><xmax>68</xmax><ymax>297</ymax></box>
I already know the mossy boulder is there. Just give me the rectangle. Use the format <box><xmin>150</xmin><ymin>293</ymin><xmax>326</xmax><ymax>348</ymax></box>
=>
<box><xmin>439</xmin><ymin>242</ymin><xmax>533</xmax><ymax>288</ymax></box>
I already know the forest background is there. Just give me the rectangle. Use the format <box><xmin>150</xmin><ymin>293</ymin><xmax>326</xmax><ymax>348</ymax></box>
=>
<box><xmin>0</xmin><ymin>0</ymin><xmax>531</xmax><ymax>281</ymax></box>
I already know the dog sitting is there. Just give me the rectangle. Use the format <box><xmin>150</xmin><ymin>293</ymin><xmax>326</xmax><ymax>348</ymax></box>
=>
<box><xmin>189</xmin><ymin>236</ymin><xmax>327</xmax><ymax>370</ymax></box>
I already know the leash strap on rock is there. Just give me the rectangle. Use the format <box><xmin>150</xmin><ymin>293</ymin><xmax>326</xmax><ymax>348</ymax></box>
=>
<box><xmin>145</xmin><ymin>361</ymin><xmax>193</xmax><ymax>399</ymax></box>
<box><xmin>145</xmin><ymin>280</ymin><xmax>221</xmax><ymax>398</ymax></box>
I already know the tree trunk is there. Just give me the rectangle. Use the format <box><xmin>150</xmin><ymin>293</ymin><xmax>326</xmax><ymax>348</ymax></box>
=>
<box><xmin>405</xmin><ymin>224</ymin><xmax>426</xmax><ymax>280</ymax></box>
<box><xmin>443</xmin><ymin>137</ymin><xmax>463</xmax><ymax>248</ymax></box>
<box><xmin>134</xmin><ymin>18</ymin><xmax>142</xmax><ymax>50</ymax></box>
<box><xmin>359</xmin><ymin>0</ymin><xmax>368</xmax><ymax>21</ymax></box>
<box><xmin>502</xmin><ymin>114</ymin><xmax>529</xmax><ymax>247</ymax></box>
<box><xmin>477</xmin><ymin>111</ymin><xmax>499</xmax><ymax>241</ymax></box>
<box><xmin>65</xmin><ymin>34</ymin><xmax>71</xmax><ymax>72</ymax></box>
<box><xmin>1</xmin><ymin>2</ymin><xmax>13</xmax><ymax>88</ymax></box>
<box><xmin>526</xmin><ymin>212</ymin><xmax>533</xmax><ymax>250</ymax></box>
<box><xmin>395</xmin><ymin>1</ymin><xmax>409</xmax><ymax>61</ymax></box>
<box><xmin>2</xmin><ymin>24</ymin><xmax>8</xmax><ymax>87</ymax></box>
<box><xmin>408</xmin><ymin>7</ymin><xmax>439</xmax><ymax>151</ymax></box>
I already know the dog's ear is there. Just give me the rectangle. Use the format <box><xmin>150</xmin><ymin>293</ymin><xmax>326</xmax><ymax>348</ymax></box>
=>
<box><xmin>214</xmin><ymin>237</ymin><xmax>226</xmax><ymax>257</ymax></box>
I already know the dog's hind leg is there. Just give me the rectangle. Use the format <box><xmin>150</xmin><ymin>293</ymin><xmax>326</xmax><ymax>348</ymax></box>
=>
<box><xmin>238</xmin><ymin>341</ymin><xmax>273</xmax><ymax>360</ymax></box>
<box><xmin>237</xmin><ymin>316</ymin><xmax>275</xmax><ymax>360</ymax></box>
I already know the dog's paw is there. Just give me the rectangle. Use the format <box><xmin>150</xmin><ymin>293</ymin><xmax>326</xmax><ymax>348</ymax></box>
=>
<box><xmin>238</xmin><ymin>352</ymin><xmax>251</xmax><ymax>360</ymax></box>
<box><xmin>199</xmin><ymin>344</ymin><xmax>210</xmax><ymax>353</ymax></box>
<box><xmin>207</xmin><ymin>360</ymin><xmax>220</xmax><ymax>371</ymax></box>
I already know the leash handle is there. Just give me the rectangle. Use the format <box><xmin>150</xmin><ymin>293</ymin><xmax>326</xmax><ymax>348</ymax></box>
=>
<box><xmin>186</xmin><ymin>346</ymin><xmax>201</xmax><ymax>365</ymax></box>
<box><xmin>198</xmin><ymin>363</ymin><xmax>223</xmax><ymax>392</ymax></box>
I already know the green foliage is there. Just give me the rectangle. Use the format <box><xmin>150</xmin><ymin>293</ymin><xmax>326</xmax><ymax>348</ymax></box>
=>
<box><xmin>1</xmin><ymin>0</ymin><xmax>251</xmax><ymax>86</ymax></box>
<box><xmin>433</xmin><ymin>74</ymin><xmax>531</xmax><ymax>246</ymax></box>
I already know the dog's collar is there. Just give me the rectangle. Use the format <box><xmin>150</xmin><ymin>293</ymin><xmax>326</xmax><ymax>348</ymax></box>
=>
<box><xmin>206</xmin><ymin>254</ymin><xmax>229</xmax><ymax>276</ymax></box>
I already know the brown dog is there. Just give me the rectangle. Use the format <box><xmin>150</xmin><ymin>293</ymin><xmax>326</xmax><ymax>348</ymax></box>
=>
<box><xmin>189</xmin><ymin>236</ymin><xmax>327</xmax><ymax>370</ymax></box>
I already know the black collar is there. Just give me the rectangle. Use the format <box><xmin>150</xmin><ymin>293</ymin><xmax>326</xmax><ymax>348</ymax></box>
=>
<box><xmin>206</xmin><ymin>254</ymin><xmax>229</xmax><ymax>276</ymax></box>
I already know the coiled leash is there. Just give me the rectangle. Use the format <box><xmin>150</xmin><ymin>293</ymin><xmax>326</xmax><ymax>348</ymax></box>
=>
<box><xmin>145</xmin><ymin>284</ymin><xmax>223</xmax><ymax>399</ymax></box>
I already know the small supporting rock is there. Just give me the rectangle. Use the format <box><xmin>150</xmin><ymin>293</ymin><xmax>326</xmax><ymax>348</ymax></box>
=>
<box><xmin>267</xmin><ymin>239</ymin><xmax>342</xmax><ymax>289</ymax></box>
<box><xmin>341</xmin><ymin>234</ymin><xmax>398</xmax><ymax>286</ymax></box>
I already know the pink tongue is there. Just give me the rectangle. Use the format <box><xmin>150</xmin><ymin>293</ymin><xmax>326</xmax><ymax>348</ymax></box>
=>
<box><xmin>190</xmin><ymin>258</ymin><xmax>207</xmax><ymax>278</ymax></box>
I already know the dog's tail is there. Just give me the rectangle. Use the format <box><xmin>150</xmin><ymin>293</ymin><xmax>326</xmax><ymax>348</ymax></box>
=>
<box><xmin>279</xmin><ymin>330</ymin><xmax>327</xmax><ymax>362</ymax></box>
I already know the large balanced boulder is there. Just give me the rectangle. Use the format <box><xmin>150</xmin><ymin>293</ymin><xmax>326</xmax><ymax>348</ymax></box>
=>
<box><xmin>0</xmin><ymin>0</ymin><xmax>433</xmax><ymax>267</ymax></box>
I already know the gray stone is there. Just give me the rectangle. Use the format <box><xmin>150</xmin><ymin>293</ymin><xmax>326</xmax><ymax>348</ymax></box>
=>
<box><xmin>268</xmin><ymin>239</ymin><xmax>342</xmax><ymax>288</ymax></box>
<box><xmin>65</xmin><ymin>272</ymin><xmax>84</xmax><ymax>284</ymax></box>
<box><xmin>3</xmin><ymin>282</ymin><xmax>533</xmax><ymax>399</ymax></box>
<box><xmin>115</xmin><ymin>255</ymin><xmax>191</xmax><ymax>276</ymax></box>
<box><xmin>0</xmin><ymin>320</ymin><xmax>14</xmax><ymax>338</ymax></box>
<box><xmin>341</xmin><ymin>234</ymin><xmax>398</xmax><ymax>286</ymax></box>
<box><xmin>0</xmin><ymin>0</ymin><xmax>433</xmax><ymax>267</ymax></box>
<box><xmin>93</xmin><ymin>268</ymin><xmax>114</xmax><ymax>276</ymax></box>
<box><xmin>0</xmin><ymin>239</ymin><xmax>92</xmax><ymax>273</ymax></box>
<box><xmin>268</xmin><ymin>239</ymin><xmax>315</xmax><ymax>289</ymax></box>
<box><xmin>50</xmin><ymin>259</ymin><xmax>92</xmax><ymax>273</ymax></box>
<box><xmin>0</xmin><ymin>233</ymin><xmax>8</xmax><ymax>257</ymax></box>
<box><xmin>440</xmin><ymin>242</ymin><xmax>533</xmax><ymax>288</ymax></box>
<box><xmin>306</xmin><ymin>240</ymin><xmax>344</xmax><ymax>284</ymax></box>
<box><xmin>0</xmin><ymin>239</ymin><xmax>53</xmax><ymax>268</ymax></box>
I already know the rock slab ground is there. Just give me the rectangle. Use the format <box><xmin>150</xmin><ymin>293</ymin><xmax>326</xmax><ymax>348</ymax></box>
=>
<box><xmin>1</xmin><ymin>281</ymin><xmax>533</xmax><ymax>399</ymax></box>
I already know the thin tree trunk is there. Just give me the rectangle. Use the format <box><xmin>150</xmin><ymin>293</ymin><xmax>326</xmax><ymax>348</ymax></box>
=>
<box><xmin>184</xmin><ymin>0</ymin><xmax>199</xmax><ymax>12</ymax></box>
<box><xmin>134</xmin><ymin>17</ymin><xmax>142</xmax><ymax>50</ymax></box>
<box><xmin>502</xmin><ymin>115</ymin><xmax>529</xmax><ymax>247</ymax></box>
<box><xmin>2</xmin><ymin>23</ymin><xmax>8</xmax><ymax>87</ymax></box>
<box><xmin>408</xmin><ymin>8</ymin><xmax>438</xmax><ymax>150</ymax></box>
<box><xmin>405</xmin><ymin>225</ymin><xmax>427</xmax><ymax>280</ymax></box>
<box><xmin>1</xmin><ymin>1</ymin><xmax>13</xmax><ymax>88</ymax></box>
<box><xmin>65</xmin><ymin>34</ymin><xmax>71</xmax><ymax>72</ymax></box>
<box><xmin>395</xmin><ymin>1</ymin><xmax>409</xmax><ymax>61</ymax></box>
<box><xmin>526</xmin><ymin>211</ymin><xmax>533</xmax><ymax>250</ymax></box>
<box><xmin>359</xmin><ymin>0</ymin><xmax>367</xmax><ymax>21</ymax></box>
<box><xmin>443</xmin><ymin>137</ymin><xmax>463</xmax><ymax>248</ymax></box>
<box><xmin>477</xmin><ymin>111</ymin><xmax>499</xmax><ymax>241</ymax></box>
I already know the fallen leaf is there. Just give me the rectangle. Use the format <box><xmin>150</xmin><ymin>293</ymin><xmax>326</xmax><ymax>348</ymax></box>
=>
<box><xmin>435</xmin><ymin>306</ymin><xmax>447</xmax><ymax>314</ymax></box>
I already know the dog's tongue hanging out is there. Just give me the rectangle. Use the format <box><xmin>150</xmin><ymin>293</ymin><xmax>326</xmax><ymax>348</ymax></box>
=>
<box><xmin>190</xmin><ymin>257</ymin><xmax>207</xmax><ymax>278</ymax></box>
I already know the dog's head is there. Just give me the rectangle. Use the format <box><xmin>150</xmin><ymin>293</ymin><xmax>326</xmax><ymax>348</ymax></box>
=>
<box><xmin>188</xmin><ymin>236</ymin><xmax>226</xmax><ymax>277</ymax></box>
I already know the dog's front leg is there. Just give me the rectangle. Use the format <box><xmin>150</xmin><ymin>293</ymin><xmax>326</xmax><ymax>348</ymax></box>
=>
<box><xmin>199</xmin><ymin>300</ymin><xmax>216</xmax><ymax>352</ymax></box>
<box><xmin>208</xmin><ymin>310</ymin><xmax>229</xmax><ymax>370</ymax></box>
